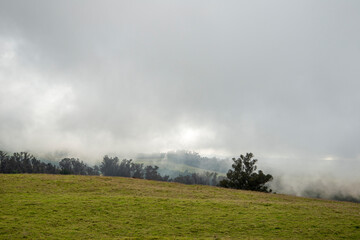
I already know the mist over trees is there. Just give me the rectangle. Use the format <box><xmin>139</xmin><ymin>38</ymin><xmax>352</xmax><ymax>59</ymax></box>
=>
<box><xmin>0</xmin><ymin>151</ymin><xmax>59</xmax><ymax>174</ymax></box>
<box><xmin>219</xmin><ymin>153</ymin><xmax>273</xmax><ymax>193</ymax></box>
<box><xmin>98</xmin><ymin>155</ymin><xmax>220</xmax><ymax>184</ymax></box>
<box><xmin>0</xmin><ymin>150</ymin><xmax>223</xmax><ymax>186</ymax></box>
<box><xmin>136</xmin><ymin>150</ymin><xmax>231</xmax><ymax>174</ymax></box>
<box><xmin>99</xmin><ymin>156</ymin><xmax>170</xmax><ymax>181</ymax></box>
<box><xmin>173</xmin><ymin>171</ymin><xmax>220</xmax><ymax>186</ymax></box>
<box><xmin>2</xmin><ymin>149</ymin><xmax>359</xmax><ymax>202</ymax></box>
<box><xmin>59</xmin><ymin>158</ymin><xmax>100</xmax><ymax>175</ymax></box>
<box><xmin>0</xmin><ymin>151</ymin><xmax>100</xmax><ymax>175</ymax></box>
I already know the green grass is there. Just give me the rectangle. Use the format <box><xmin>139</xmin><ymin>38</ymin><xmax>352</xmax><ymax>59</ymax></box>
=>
<box><xmin>1</xmin><ymin>174</ymin><xmax>360</xmax><ymax>239</ymax></box>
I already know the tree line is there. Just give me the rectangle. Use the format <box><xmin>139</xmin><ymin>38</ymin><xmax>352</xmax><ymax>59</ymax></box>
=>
<box><xmin>0</xmin><ymin>151</ymin><xmax>222</xmax><ymax>185</ymax></box>
<box><xmin>0</xmin><ymin>151</ymin><xmax>60</xmax><ymax>174</ymax></box>
<box><xmin>0</xmin><ymin>151</ymin><xmax>100</xmax><ymax>175</ymax></box>
<box><xmin>99</xmin><ymin>156</ymin><xmax>170</xmax><ymax>181</ymax></box>
<box><xmin>0</xmin><ymin>150</ymin><xmax>273</xmax><ymax>192</ymax></box>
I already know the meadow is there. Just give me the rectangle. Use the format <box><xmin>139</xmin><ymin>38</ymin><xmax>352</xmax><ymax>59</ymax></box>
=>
<box><xmin>1</xmin><ymin>174</ymin><xmax>360</xmax><ymax>239</ymax></box>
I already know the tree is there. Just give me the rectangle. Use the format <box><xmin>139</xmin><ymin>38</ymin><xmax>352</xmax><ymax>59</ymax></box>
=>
<box><xmin>20</xmin><ymin>152</ymin><xmax>35</xmax><ymax>173</ymax></box>
<box><xmin>144</xmin><ymin>165</ymin><xmax>169</xmax><ymax>181</ymax></box>
<box><xmin>59</xmin><ymin>158</ymin><xmax>73</xmax><ymax>174</ymax></box>
<box><xmin>131</xmin><ymin>162</ymin><xmax>144</xmax><ymax>179</ymax></box>
<box><xmin>100</xmin><ymin>156</ymin><xmax>119</xmax><ymax>176</ymax></box>
<box><xmin>87</xmin><ymin>165</ymin><xmax>100</xmax><ymax>176</ymax></box>
<box><xmin>144</xmin><ymin>165</ymin><xmax>162</xmax><ymax>181</ymax></box>
<box><xmin>0</xmin><ymin>151</ymin><xmax>9</xmax><ymax>173</ymax></box>
<box><xmin>118</xmin><ymin>159</ymin><xmax>133</xmax><ymax>177</ymax></box>
<box><xmin>219</xmin><ymin>153</ymin><xmax>273</xmax><ymax>192</ymax></box>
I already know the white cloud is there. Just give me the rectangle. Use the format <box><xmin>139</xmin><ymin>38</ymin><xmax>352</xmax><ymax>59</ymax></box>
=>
<box><xmin>0</xmin><ymin>1</ymin><xmax>359</xmax><ymax>168</ymax></box>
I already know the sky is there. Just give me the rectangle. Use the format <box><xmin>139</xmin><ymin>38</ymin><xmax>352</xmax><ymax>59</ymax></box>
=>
<box><xmin>1</xmin><ymin>1</ymin><xmax>360</xmax><ymax>181</ymax></box>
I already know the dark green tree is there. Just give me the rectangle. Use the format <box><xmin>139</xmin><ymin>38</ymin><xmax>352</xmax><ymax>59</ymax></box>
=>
<box><xmin>144</xmin><ymin>165</ymin><xmax>162</xmax><ymax>181</ymax></box>
<box><xmin>144</xmin><ymin>165</ymin><xmax>169</xmax><ymax>181</ymax></box>
<box><xmin>131</xmin><ymin>162</ymin><xmax>144</xmax><ymax>179</ymax></box>
<box><xmin>118</xmin><ymin>159</ymin><xmax>133</xmax><ymax>177</ymax></box>
<box><xmin>87</xmin><ymin>165</ymin><xmax>100</xmax><ymax>176</ymax></box>
<box><xmin>59</xmin><ymin>158</ymin><xmax>73</xmax><ymax>174</ymax></box>
<box><xmin>0</xmin><ymin>151</ymin><xmax>9</xmax><ymax>173</ymax></box>
<box><xmin>219</xmin><ymin>153</ymin><xmax>273</xmax><ymax>192</ymax></box>
<box><xmin>100</xmin><ymin>155</ymin><xmax>119</xmax><ymax>176</ymax></box>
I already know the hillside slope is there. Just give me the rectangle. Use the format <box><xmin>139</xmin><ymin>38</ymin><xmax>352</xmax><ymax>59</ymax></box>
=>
<box><xmin>1</xmin><ymin>174</ymin><xmax>360</xmax><ymax>239</ymax></box>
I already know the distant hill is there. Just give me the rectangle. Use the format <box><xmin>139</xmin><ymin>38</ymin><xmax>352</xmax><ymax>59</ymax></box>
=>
<box><xmin>134</xmin><ymin>150</ymin><xmax>231</xmax><ymax>177</ymax></box>
<box><xmin>1</xmin><ymin>174</ymin><xmax>359</xmax><ymax>239</ymax></box>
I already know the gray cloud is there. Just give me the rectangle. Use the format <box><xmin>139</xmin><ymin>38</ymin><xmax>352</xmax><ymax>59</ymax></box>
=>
<box><xmin>1</xmin><ymin>0</ymin><xmax>360</xmax><ymax>180</ymax></box>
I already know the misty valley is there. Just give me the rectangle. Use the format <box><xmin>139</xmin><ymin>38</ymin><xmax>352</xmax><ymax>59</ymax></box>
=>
<box><xmin>1</xmin><ymin>150</ymin><xmax>359</xmax><ymax>203</ymax></box>
<box><xmin>1</xmin><ymin>0</ymin><xmax>360</xmax><ymax>238</ymax></box>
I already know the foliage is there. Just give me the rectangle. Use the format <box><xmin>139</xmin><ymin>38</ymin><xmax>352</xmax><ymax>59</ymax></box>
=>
<box><xmin>219</xmin><ymin>153</ymin><xmax>273</xmax><ymax>192</ymax></box>
<box><xmin>0</xmin><ymin>151</ymin><xmax>59</xmax><ymax>174</ymax></box>
<box><xmin>144</xmin><ymin>165</ymin><xmax>164</xmax><ymax>181</ymax></box>
<box><xmin>100</xmin><ymin>156</ymin><xmax>169</xmax><ymax>181</ymax></box>
<box><xmin>1</xmin><ymin>150</ymin><xmax>220</xmax><ymax>185</ymax></box>
<box><xmin>1</xmin><ymin>150</ymin><xmax>266</xmax><ymax>190</ymax></box>
<box><xmin>100</xmin><ymin>155</ymin><xmax>120</xmax><ymax>176</ymax></box>
<box><xmin>173</xmin><ymin>171</ymin><xmax>220</xmax><ymax>186</ymax></box>
<box><xmin>0</xmin><ymin>150</ymin><xmax>99</xmax><ymax>176</ymax></box>
<box><xmin>59</xmin><ymin>158</ymin><xmax>99</xmax><ymax>175</ymax></box>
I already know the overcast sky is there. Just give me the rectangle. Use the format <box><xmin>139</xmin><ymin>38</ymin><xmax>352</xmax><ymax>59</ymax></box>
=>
<box><xmin>1</xmin><ymin>1</ymin><xmax>360</xmax><ymax>177</ymax></box>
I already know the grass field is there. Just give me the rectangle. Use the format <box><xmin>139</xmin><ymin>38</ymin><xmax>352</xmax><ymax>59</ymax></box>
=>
<box><xmin>1</xmin><ymin>174</ymin><xmax>360</xmax><ymax>239</ymax></box>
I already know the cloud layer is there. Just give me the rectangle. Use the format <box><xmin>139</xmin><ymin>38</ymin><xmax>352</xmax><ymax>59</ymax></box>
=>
<box><xmin>1</xmin><ymin>0</ymin><xmax>360</xmax><ymax>179</ymax></box>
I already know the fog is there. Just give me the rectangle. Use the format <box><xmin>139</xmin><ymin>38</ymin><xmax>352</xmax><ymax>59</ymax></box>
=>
<box><xmin>1</xmin><ymin>1</ymin><xmax>359</xmax><ymax>201</ymax></box>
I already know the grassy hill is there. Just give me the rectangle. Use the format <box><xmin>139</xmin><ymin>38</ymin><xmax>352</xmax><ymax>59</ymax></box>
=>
<box><xmin>1</xmin><ymin>174</ymin><xmax>360</xmax><ymax>239</ymax></box>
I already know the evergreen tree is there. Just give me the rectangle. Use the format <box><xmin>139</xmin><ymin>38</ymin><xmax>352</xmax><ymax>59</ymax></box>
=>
<box><xmin>219</xmin><ymin>153</ymin><xmax>273</xmax><ymax>192</ymax></box>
